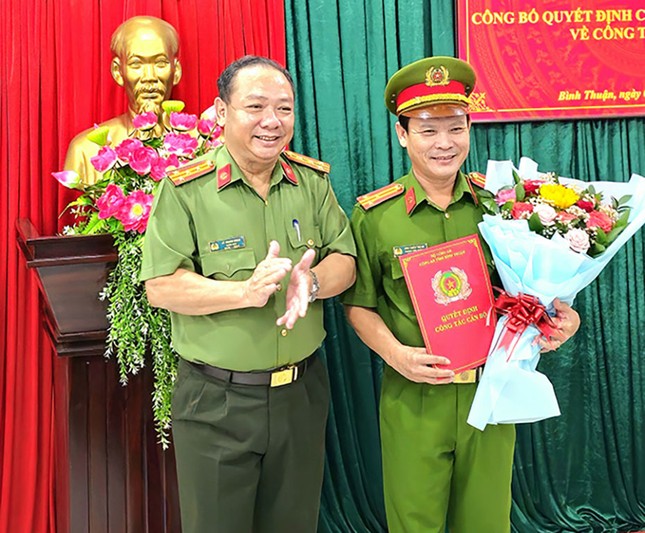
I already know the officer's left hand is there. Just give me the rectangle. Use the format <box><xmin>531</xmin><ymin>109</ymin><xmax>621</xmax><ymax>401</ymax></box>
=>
<box><xmin>276</xmin><ymin>249</ymin><xmax>316</xmax><ymax>329</ymax></box>
<box><xmin>539</xmin><ymin>298</ymin><xmax>581</xmax><ymax>352</ymax></box>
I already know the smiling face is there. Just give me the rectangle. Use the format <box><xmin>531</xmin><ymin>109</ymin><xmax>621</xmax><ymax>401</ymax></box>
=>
<box><xmin>111</xmin><ymin>26</ymin><xmax>181</xmax><ymax>115</ymax></box>
<box><xmin>395</xmin><ymin>114</ymin><xmax>471</xmax><ymax>186</ymax></box>
<box><xmin>215</xmin><ymin>65</ymin><xmax>295</xmax><ymax>169</ymax></box>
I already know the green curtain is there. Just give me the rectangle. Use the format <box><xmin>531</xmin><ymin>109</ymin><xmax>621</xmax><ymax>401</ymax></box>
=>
<box><xmin>285</xmin><ymin>1</ymin><xmax>645</xmax><ymax>531</ymax></box>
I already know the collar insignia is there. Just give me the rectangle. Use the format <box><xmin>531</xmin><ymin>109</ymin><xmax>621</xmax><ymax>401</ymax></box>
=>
<box><xmin>405</xmin><ymin>187</ymin><xmax>417</xmax><ymax>215</ymax></box>
<box><xmin>217</xmin><ymin>164</ymin><xmax>232</xmax><ymax>190</ymax></box>
<box><xmin>281</xmin><ymin>160</ymin><xmax>299</xmax><ymax>185</ymax></box>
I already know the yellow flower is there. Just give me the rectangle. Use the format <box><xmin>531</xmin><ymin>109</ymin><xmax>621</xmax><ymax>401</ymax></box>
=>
<box><xmin>539</xmin><ymin>183</ymin><xmax>580</xmax><ymax>209</ymax></box>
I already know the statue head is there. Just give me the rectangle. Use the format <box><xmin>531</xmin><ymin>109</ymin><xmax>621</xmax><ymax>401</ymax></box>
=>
<box><xmin>110</xmin><ymin>16</ymin><xmax>182</xmax><ymax>116</ymax></box>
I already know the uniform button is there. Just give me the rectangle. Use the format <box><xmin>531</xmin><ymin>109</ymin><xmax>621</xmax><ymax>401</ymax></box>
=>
<box><xmin>280</xmin><ymin>329</ymin><xmax>288</xmax><ymax>337</ymax></box>
<box><xmin>306</xmin><ymin>238</ymin><xmax>315</xmax><ymax>247</ymax></box>
<box><xmin>444</xmin><ymin>212</ymin><xmax>451</xmax><ymax>219</ymax></box>
<box><xmin>276</xmin><ymin>283</ymin><xmax>282</xmax><ymax>292</ymax></box>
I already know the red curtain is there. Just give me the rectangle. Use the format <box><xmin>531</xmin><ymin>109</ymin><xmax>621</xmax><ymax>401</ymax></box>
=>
<box><xmin>0</xmin><ymin>1</ymin><xmax>284</xmax><ymax>531</ymax></box>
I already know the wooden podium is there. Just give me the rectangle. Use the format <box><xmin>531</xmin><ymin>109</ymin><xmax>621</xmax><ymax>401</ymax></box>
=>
<box><xmin>16</xmin><ymin>219</ymin><xmax>181</xmax><ymax>533</ymax></box>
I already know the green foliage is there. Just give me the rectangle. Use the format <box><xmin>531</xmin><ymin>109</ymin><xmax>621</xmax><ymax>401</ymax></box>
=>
<box><xmin>101</xmin><ymin>232</ymin><xmax>177</xmax><ymax>447</ymax></box>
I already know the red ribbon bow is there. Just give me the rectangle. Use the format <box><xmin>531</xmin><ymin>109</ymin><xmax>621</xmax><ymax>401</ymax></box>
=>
<box><xmin>492</xmin><ymin>288</ymin><xmax>557</xmax><ymax>360</ymax></box>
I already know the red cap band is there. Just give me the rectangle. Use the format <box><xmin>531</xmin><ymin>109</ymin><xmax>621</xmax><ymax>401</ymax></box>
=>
<box><xmin>396</xmin><ymin>80</ymin><xmax>468</xmax><ymax>114</ymax></box>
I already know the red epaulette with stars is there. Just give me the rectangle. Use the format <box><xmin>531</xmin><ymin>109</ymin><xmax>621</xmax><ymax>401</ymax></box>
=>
<box><xmin>356</xmin><ymin>183</ymin><xmax>405</xmax><ymax>210</ymax></box>
<box><xmin>168</xmin><ymin>159</ymin><xmax>215</xmax><ymax>186</ymax></box>
<box><xmin>283</xmin><ymin>150</ymin><xmax>331</xmax><ymax>174</ymax></box>
<box><xmin>467</xmin><ymin>171</ymin><xmax>486</xmax><ymax>188</ymax></box>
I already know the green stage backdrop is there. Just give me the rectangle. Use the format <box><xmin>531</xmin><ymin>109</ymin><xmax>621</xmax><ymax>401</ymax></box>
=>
<box><xmin>285</xmin><ymin>1</ymin><xmax>645</xmax><ymax>532</ymax></box>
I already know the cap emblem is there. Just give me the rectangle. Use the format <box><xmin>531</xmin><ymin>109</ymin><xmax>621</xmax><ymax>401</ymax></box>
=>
<box><xmin>426</xmin><ymin>65</ymin><xmax>450</xmax><ymax>87</ymax></box>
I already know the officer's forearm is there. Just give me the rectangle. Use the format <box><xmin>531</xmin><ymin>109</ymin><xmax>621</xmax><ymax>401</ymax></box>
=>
<box><xmin>145</xmin><ymin>268</ymin><xmax>251</xmax><ymax>315</ymax></box>
<box><xmin>344</xmin><ymin>304</ymin><xmax>402</xmax><ymax>365</ymax></box>
<box><xmin>312</xmin><ymin>253</ymin><xmax>356</xmax><ymax>299</ymax></box>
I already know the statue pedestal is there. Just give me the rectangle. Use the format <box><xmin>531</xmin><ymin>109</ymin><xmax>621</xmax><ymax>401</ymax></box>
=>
<box><xmin>17</xmin><ymin>219</ymin><xmax>181</xmax><ymax>533</ymax></box>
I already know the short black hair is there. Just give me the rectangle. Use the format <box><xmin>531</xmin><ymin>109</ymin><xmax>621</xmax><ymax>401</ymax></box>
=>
<box><xmin>397</xmin><ymin>115</ymin><xmax>410</xmax><ymax>132</ymax></box>
<box><xmin>217</xmin><ymin>55</ymin><xmax>294</xmax><ymax>103</ymax></box>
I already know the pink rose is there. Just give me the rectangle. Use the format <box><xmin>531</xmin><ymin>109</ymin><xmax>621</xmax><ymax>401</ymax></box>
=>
<box><xmin>564</xmin><ymin>228</ymin><xmax>591</xmax><ymax>254</ymax></box>
<box><xmin>164</xmin><ymin>132</ymin><xmax>199</xmax><ymax>157</ymax></box>
<box><xmin>523</xmin><ymin>179</ymin><xmax>545</xmax><ymax>195</ymax></box>
<box><xmin>132</xmin><ymin>111</ymin><xmax>158</xmax><ymax>131</ymax></box>
<box><xmin>90</xmin><ymin>146</ymin><xmax>117</xmax><ymax>172</ymax></box>
<box><xmin>96</xmin><ymin>183</ymin><xmax>126</xmax><ymax>220</ymax></box>
<box><xmin>115</xmin><ymin>138</ymin><xmax>144</xmax><ymax>163</ymax></box>
<box><xmin>576</xmin><ymin>198</ymin><xmax>596</xmax><ymax>212</ymax></box>
<box><xmin>120</xmin><ymin>190</ymin><xmax>153</xmax><ymax>233</ymax></box>
<box><xmin>169</xmin><ymin>112</ymin><xmax>198</xmax><ymax>132</ymax></box>
<box><xmin>129</xmin><ymin>146</ymin><xmax>157</xmax><ymax>175</ymax></box>
<box><xmin>533</xmin><ymin>203</ymin><xmax>557</xmax><ymax>226</ymax></box>
<box><xmin>52</xmin><ymin>170</ymin><xmax>82</xmax><ymax>189</ymax></box>
<box><xmin>495</xmin><ymin>188</ymin><xmax>516</xmax><ymax>206</ymax></box>
<box><xmin>586</xmin><ymin>210</ymin><xmax>613</xmax><ymax>233</ymax></box>
<box><xmin>511</xmin><ymin>202</ymin><xmax>534</xmax><ymax>220</ymax></box>
<box><xmin>556</xmin><ymin>211</ymin><xmax>578</xmax><ymax>224</ymax></box>
<box><xmin>150</xmin><ymin>154</ymin><xmax>180</xmax><ymax>181</ymax></box>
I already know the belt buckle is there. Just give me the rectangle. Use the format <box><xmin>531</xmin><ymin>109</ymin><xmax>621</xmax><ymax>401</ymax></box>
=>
<box><xmin>270</xmin><ymin>365</ymin><xmax>297</xmax><ymax>387</ymax></box>
<box><xmin>453</xmin><ymin>368</ymin><xmax>477</xmax><ymax>384</ymax></box>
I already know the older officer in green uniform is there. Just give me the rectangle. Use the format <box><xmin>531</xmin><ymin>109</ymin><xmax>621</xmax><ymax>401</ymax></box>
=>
<box><xmin>141</xmin><ymin>55</ymin><xmax>356</xmax><ymax>533</ymax></box>
<box><xmin>343</xmin><ymin>56</ymin><xmax>580</xmax><ymax>533</ymax></box>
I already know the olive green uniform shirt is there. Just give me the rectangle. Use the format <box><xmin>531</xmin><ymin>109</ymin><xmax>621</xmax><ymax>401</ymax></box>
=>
<box><xmin>342</xmin><ymin>170</ymin><xmax>494</xmax><ymax>347</ymax></box>
<box><xmin>140</xmin><ymin>146</ymin><xmax>356</xmax><ymax>370</ymax></box>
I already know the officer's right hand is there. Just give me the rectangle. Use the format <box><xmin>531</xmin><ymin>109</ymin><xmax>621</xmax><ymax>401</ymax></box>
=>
<box><xmin>243</xmin><ymin>241</ymin><xmax>292</xmax><ymax>308</ymax></box>
<box><xmin>389</xmin><ymin>345</ymin><xmax>455</xmax><ymax>385</ymax></box>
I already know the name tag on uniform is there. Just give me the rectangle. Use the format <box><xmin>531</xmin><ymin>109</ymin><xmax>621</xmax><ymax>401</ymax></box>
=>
<box><xmin>210</xmin><ymin>236</ymin><xmax>246</xmax><ymax>252</ymax></box>
<box><xmin>393</xmin><ymin>243</ymin><xmax>428</xmax><ymax>257</ymax></box>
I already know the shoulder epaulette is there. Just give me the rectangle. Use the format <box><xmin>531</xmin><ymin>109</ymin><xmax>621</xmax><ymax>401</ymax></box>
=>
<box><xmin>357</xmin><ymin>183</ymin><xmax>405</xmax><ymax>210</ymax></box>
<box><xmin>283</xmin><ymin>150</ymin><xmax>331</xmax><ymax>174</ymax></box>
<box><xmin>467</xmin><ymin>171</ymin><xmax>486</xmax><ymax>188</ymax></box>
<box><xmin>168</xmin><ymin>159</ymin><xmax>215</xmax><ymax>186</ymax></box>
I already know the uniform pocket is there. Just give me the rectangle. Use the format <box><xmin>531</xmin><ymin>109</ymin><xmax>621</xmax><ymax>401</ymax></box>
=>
<box><xmin>287</xmin><ymin>219</ymin><xmax>322</xmax><ymax>262</ymax></box>
<box><xmin>200</xmin><ymin>248</ymin><xmax>257</xmax><ymax>280</ymax></box>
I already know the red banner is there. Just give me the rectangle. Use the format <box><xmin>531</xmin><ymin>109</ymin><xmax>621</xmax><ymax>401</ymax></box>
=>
<box><xmin>457</xmin><ymin>1</ymin><xmax>645</xmax><ymax>122</ymax></box>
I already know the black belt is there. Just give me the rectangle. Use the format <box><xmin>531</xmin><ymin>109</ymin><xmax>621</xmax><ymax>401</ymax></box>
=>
<box><xmin>188</xmin><ymin>351</ymin><xmax>317</xmax><ymax>388</ymax></box>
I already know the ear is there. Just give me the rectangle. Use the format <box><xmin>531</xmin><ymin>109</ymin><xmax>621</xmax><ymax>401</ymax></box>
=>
<box><xmin>394</xmin><ymin>121</ymin><xmax>408</xmax><ymax>148</ymax></box>
<box><xmin>172</xmin><ymin>59</ymin><xmax>182</xmax><ymax>86</ymax></box>
<box><xmin>214</xmin><ymin>96</ymin><xmax>227</xmax><ymax>126</ymax></box>
<box><xmin>111</xmin><ymin>58</ymin><xmax>124</xmax><ymax>87</ymax></box>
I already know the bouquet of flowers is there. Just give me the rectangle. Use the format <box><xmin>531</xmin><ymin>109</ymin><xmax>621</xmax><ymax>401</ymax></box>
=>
<box><xmin>53</xmin><ymin>101</ymin><xmax>222</xmax><ymax>446</ymax></box>
<box><xmin>467</xmin><ymin>157</ymin><xmax>645</xmax><ymax>431</ymax></box>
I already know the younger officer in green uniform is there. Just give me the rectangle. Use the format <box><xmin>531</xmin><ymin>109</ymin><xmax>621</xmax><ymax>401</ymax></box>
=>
<box><xmin>141</xmin><ymin>56</ymin><xmax>356</xmax><ymax>533</ymax></box>
<box><xmin>343</xmin><ymin>56</ymin><xmax>580</xmax><ymax>532</ymax></box>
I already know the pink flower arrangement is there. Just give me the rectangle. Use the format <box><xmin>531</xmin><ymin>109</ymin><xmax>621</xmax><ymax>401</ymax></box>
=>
<box><xmin>120</xmin><ymin>190</ymin><xmax>154</xmax><ymax>233</ymax></box>
<box><xmin>97</xmin><ymin>183</ymin><xmax>126</xmax><ymax>219</ymax></box>
<box><xmin>169</xmin><ymin>112</ymin><xmax>198</xmax><ymax>131</ymax></box>
<box><xmin>132</xmin><ymin>111</ymin><xmax>158</xmax><ymax>131</ymax></box>
<box><xmin>90</xmin><ymin>146</ymin><xmax>117</xmax><ymax>172</ymax></box>
<box><xmin>486</xmin><ymin>170</ymin><xmax>631</xmax><ymax>257</ymax></box>
<box><xmin>164</xmin><ymin>132</ymin><xmax>199</xmax><ymax>157</ymax></box>
<box><xmin>115</xmin><ymin>138</ymin><xmax>145</xmax><ymax>163</ymax></box>
<box><xmin>52</xmin><ymin>170</ymin><xmax>82</xmax><ymax>189</ymax></box>
<box><xmin>53</xmin><ymin>101</ymin><xmax>222</xmax><ymax>236</ymax></box>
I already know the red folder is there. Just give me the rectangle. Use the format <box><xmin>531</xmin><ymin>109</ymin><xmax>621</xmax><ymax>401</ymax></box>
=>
<box><xmin>399</xmin><ymin>234</ymin><xmax>496</xmax><ymax>372</ymax></box>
